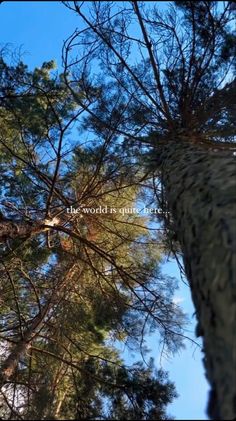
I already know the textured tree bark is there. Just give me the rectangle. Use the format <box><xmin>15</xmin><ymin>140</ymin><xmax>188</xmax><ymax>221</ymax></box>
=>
<box><xmin>0</xmin><ymin>217</ymin><xmax>60</xmax><ymax>242</ymax></box>
<box><xmin>0</xmin><ymin>219</ymin><xmax>46</xmax><ymax>241</ymax></box>
<box><xmin>159</xmin><ymin>141</ymin><xmax>236</xmax><ymax>420</ymax></box>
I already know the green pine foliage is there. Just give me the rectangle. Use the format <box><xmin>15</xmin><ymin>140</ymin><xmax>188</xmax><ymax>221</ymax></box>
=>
<box><xmin>0</xmin><ymin>53</ymin><xmax>184</xmax><ymax>419</ymax></box>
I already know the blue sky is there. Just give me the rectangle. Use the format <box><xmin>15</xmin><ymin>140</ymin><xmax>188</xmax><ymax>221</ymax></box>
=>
<box><xmin>0</xmin><ymin>2</ymin><xmax>209</xmax><ymax>419</ymax></box>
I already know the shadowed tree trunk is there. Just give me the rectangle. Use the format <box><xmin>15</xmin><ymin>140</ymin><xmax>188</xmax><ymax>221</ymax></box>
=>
<box><xmin>0</xmin><ymin>263</ymin><xmax>79</xmax><ymax>388</ymax></box>
<box><xmin>0</xmin><ymin>304</ymin><xmax>50</xmax><ymax>386</ymax></box>
<box><xmin>0</xmin><ymin>218</ymin><xmax>58</xmax><ymax>242</ymax></box>
<box><xmin>160</xmin><ymin>140</ymin><xmax>236</xmax><ymax>419</ymax></box>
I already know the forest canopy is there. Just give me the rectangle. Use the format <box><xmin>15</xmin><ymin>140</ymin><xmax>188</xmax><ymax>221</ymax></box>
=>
<box><xmin>0</xmin><ymin>1</ymin><xmax>235</xmax><ymax>420</ymax></box>
<box><xmin>0</xmin><ymin>51</ymin><xmax>185</xmax><ymax>420</ymax></box>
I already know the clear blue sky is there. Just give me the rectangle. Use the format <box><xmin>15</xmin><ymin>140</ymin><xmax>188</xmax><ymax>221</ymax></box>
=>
<box><xmin>0</xmin><ymin>2</ymin><xmax>209</xmax><ymax>419</ymax></box>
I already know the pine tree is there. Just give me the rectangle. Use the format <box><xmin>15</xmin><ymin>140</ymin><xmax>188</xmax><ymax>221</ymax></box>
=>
<box><xmin>0</xmin><ymin>53</ymin><xmax>184</xmax><ymax>419</ymax></box>
<box><xmin>62</xmin><ymin>2</ymin><xmax>236</xmax><ymax>418</ymax></box>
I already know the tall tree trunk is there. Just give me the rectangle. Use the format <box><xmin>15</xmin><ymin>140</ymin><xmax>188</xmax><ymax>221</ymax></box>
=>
<box><xmin>159</xmin><ymin>141</ymin><xmax>236</xmax><ymax>420</ymax></box>
<box><xmin>54</xmin><ymin>391</ymin><xmax>67</xmax><ymax>419</ymax></box>
<box><xmin>0</xmin><ymin>304</ymin><xmax>50</xmax><ymax>387</ymax></box>
<box><xmin>0</xmin><ymin>263</ymin><xmax>79</xmax><ymax>387</ymax></box>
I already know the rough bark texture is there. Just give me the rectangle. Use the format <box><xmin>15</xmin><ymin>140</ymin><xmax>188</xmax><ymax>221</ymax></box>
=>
<box><xmin>0</xmin><ymin>219</ymin><xmax>46</xmax><ymax>241</ymax></box>
<box><xmin>160</xmin><ymin>141</ymin><xmax>236</xmax><ymax>420</ymax></box>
